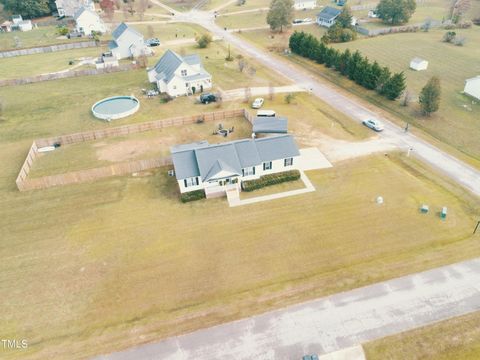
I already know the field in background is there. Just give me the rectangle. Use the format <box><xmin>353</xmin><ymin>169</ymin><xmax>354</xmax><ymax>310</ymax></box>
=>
<box><xmin>365</xmin><ymin>311</ymin><xmax>480</xmax><ymax>360</ymax></box>
<box><xmin>1</xmin><ymin>151</ymin><xmax>479</xmax><ymax>359</ymax></box>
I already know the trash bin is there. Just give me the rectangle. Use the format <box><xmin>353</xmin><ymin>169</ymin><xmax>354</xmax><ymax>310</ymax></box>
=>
<box><xmin>441</xmin><ymin>207</ymin><xmax>447</xmax><ymax>219</ymax></box>
<box><xmin>421</xmin><ymin>204</ymin><xmax>429</xmax><ymax>213</ymax></box>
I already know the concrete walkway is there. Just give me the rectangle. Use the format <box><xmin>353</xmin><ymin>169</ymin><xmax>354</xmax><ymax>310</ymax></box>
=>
<box><xmin>95</xmin><ymin>258</ymin><xmax>480</xmax><ymax>360</ymax></box>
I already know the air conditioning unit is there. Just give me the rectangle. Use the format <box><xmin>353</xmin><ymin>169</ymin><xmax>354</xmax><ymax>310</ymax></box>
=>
<box><xmin>168</xmin><ymin>170</ymin><xmax>175</xmax><ymax>177</ymax></box>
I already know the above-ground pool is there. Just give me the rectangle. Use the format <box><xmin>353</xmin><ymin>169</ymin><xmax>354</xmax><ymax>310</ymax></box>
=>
<box><xmin>92</xmin><ymin>96</ymin><xmax>140</xmax><ymax>121</ymax></box>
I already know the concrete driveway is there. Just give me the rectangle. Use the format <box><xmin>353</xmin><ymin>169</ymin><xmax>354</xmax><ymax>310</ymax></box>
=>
<box><xmin>95</xmin><ymin>258</ymin><xmax>480</xmax><ymax>360</ymax></box>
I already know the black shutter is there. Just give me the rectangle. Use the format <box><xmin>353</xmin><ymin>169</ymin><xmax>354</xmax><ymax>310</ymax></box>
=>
<box><xmin>195</xmin><ymin>177</ymin><xmax>199</xmax><ymax>185</ymax></box>
<box><xmin>253</xmin><ymin>166</ymin><xmax>255</xmax><ymax>175</ymax></box>
<box><xmin>184</xmin><ymin>179</ymin><xmax>187</xmax><ymax>187</ymax></box>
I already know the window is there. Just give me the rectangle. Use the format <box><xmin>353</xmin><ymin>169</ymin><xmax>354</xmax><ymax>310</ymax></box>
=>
<box><xmin>263</xmin><ymin>162</ymin><xmax>272</xmax><ymax>171</ymax></box>
<box><xmin>181</xmin><ymin>69</ymin><xmax>187</xmax><ymax>76</ymax></box>
<box><xmin>242</xmin><ymin>166</ymin><xmax>255</xmax><ymax>176</ymax></box>
<box><xmin>186</xmin><ymin>83</ymin><xmax>189</xmax><ymax>88</ymax></box>
<box><xmin>284</xmin><ymin>158</ymin><xmax>293</xmax><ymax>167</ymax></box>
<box><xmin>184</xmin><ymin>177</ymin><xmax>199</xmax><ymax>187</ymax></box>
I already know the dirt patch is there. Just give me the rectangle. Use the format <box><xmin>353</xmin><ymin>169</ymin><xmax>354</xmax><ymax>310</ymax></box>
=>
<box><xmin>96</xmin><ymin>137</ymin><xmax>173</xmax><ymax>162</ymax></box>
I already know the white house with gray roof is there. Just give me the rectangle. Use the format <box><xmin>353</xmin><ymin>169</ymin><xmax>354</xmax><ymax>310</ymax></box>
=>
<box><xmin>316</xmin><ymin>6</ymin><xmax>342</xmax><ymax>28</ymax></box>
<box><xmin>147</xmin><ymin>49</ymin><xmax>212</xmax><ymax>97</ymax></box>
<box><xmin>56</xmin><ymin>0</ymin><xmax>94</xmax><ymax>17</ymax></box>
<box><xmin>171</xmin><ymin>135</ymin><xmax>300</xmax><ymax>196</ymax></box>
<box><xmin>74</xmin><ymin>6</ymin><xmax>106</xmax><ymax>36</ymax></box>
<box><xmin>109</xmin><ymin>23</ymin><xmax>151</xmax><ymax>60</ymax></box>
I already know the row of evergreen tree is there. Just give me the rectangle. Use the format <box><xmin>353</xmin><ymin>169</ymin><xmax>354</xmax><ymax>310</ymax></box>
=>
<box><xmin>289</xmin><ymin>31</ymin><xmax>406</xmax><ymax>101</ymax></box>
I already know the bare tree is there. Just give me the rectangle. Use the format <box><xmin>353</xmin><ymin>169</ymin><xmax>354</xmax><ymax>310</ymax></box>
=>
<box><xmin>137</xmin><ymin>0</ymin><xmax>148</xmax><ymax>20</ymax></box>
<box><xmin>401</xmin><ymin>90</ymin><xmax>412</xmax><ymax>106</ymax></box>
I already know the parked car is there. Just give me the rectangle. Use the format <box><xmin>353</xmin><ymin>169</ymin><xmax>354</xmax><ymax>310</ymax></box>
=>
<box><xmin>293</xmin><ymin>19</ymin><xmax>303</xmax><ymax>24</ymax></box>
<box><xmin>302</xmin><ymin>355</ymin><xmax>319</xmax><ymax>360</ymax></box>
<box><xmin>146</xmin><ymin>37</ymin><xmax>160</xmax><ymax>47</ymax></box>
<box><xmin>200</xmin><ymin>93</ymin><xmax>217</xmax><ymax>104</ymax></box>
<box><xmin>251</xmin><ymin>98</ymin><xmax>264</xmax><ymax>109</ymax></box>
<box><xmin>67</xmin><ymin>31</ymin><xmax>83</xmax><ymax>39</ymax></box>
<box><xmin>362</xmin><ymin>118</ymin><xmax>384</xmax><ymax>132</ymax></box>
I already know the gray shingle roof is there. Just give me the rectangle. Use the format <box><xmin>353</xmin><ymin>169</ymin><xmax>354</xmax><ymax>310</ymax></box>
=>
<box><xmin>73</xmin><ymin>6</ymin><xmax>97</xmax><ymax>20</ymax></box>
<box><xmin>317</xmin><ymin>6</ymin><xmax>342</xmax><ymax>21</ymax></box>
<box><xmin>112</xmin><ymin>22</ymin><xmax>143</xmax><ymax>40</ymax></box>
<box><xmin>150</xmin><ymin>49</ymin><xmax>211</xmax><ymax>85</ymax></box>
<box><xmin>252</xmin><ymin>116</ymin><xmax>288</xmax><ymax>134</ymax></box>
<box><xmin>171</xmin><ymin>135</ymin><xmax>300</xmax><ymax>181</ymax></box>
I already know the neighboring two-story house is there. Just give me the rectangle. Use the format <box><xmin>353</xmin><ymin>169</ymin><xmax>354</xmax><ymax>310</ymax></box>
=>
<box><xmin>56</xmin><ymin>0</ymin><xmax>95</xmax><ymax>17</ymax></box>
<box><xmin>74</xmin><ymin>7</ymin><xmax>106</xmax><ymax>35</ymax></box>
<box><xmin>109</xmin><ymin>23</ymin><xmax>152</xmax><ymax>60</ymax></box>
<box><xmin>147</xmin><ymin>49</ymin><xmax>212</xmax><ymax>97</ymax></box>
<box><xmin>171</xmin><ymin>135</ymin><xmax>300</xmax><ymax>197</ymax></box>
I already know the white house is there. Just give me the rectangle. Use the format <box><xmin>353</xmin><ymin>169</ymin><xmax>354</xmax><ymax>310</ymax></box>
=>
<box><xmin>109</xmin><ymin>23</ymin><xmax>152</xmax><ymax>60</ymax></box>
<box><xmin>55</xmin><ymin>0</ymin><xmax>95</xmax><ymax>17</ymax></box>
<box><xmin>147</xmin><ymin>49</ymin><xmax>212</xmax><ymax>97</ymax></box>
<box><xmin>74</xmin><ymin>7</ymin><xmax>106</xmax><ymax>35</ymax></box>
<box><xmin>316</xmin><ymin>6</ymin><xmax>342</xmax><ymax>28</ymax></box>
<box><xmin>293</xmin><ymin>0</ymin><xmax>317</xmax><ymax>10</ymax></box>
<box><xmin>171</xmin><ymin>135</ymin><xmax>300</xmax><ymax>197</ymax></box>
<box><xmin>10</xmin><ymin>15</ymin><xmax>33</xmax><ymax>32</ymax></box>
<box><xmin>464</xmin><ymin>76</ymin><xmax>480</xmax><ymax>100</ymax></box>
<box><xmin>410</xmin><ymin>57</ymin><xmax>429</xmax><ymax>71</ymax></box>
<box><xmin>368</xmin><ymin>10</ymin><xmax>378</xmax><ymax>18</ymax></box>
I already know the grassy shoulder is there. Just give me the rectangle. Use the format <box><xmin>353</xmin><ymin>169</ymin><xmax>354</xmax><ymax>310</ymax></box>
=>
<box><xmin>1</xmin><ymin>152</ymin><xmax>479</xmax><ymax>359</ymax></box>
<box><xmin>364</xmin><ymin>311</ymin><xmax>480</xmax><ymax>360</ymax></box>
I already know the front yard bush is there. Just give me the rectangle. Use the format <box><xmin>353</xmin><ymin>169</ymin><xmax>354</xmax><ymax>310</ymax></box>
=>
<box><xmin>242</xmin><ymin>170</ymin><xmax>301</xmax><ymax>192</ymax></box>
<box><xmin>180</xmin><ymin>190</ymin><xmax>206</xmax><ymax>203</ymax></box>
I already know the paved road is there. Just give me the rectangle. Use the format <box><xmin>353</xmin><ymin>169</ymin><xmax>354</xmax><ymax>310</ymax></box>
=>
<box><xmin>177</xmin><ymin>10</ymin><xmax>480</xmax><ymax>197</ymax></box>
<box><xmin>96</xmin><ymin>258</ymin><xmax>480</xmax><ymax>359</ymax></box>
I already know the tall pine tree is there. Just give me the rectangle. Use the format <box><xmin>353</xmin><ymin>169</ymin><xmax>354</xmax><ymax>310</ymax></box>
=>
<box><xmin>419</xmin><ymin>77</ymin><xmax>441</xmax><ymax>115</ymax></box>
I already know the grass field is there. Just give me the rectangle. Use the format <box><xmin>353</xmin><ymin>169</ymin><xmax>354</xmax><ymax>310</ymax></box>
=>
<box><xmin>0</xmin><ymin>25</ymin><xmax>88</xmax><ymax>51</ymax></box>
<box><xmin>133</xmin><ymin>22</ymin><xmax>207</xmax><ymax>42</ymax></box>
<box><xmin>365</xmin><ymin>311</ymin><xmax>480</xmax><ymax>360</ymax></box>
<box><xmin>1</xmin><ymin>151</ymin><xmax>479</xmax><ymax>359</ymax></box>
<box><xmin>0</xmin><ymin>47</ymin><xmax>103</xmax><ymax>80</ymax></box>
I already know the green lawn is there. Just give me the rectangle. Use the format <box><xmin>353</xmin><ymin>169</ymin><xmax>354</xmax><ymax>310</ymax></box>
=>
<box><xmin>161</xmin><ymin>0</ymin><xmax>199</xmax><ymax>11</ymax></box>
<box><xmin>365</xmin><ymin>311</ymin><xmax>480</xmax><ymax>360</ymax></box>
<box><xmin>1</xmin><ymin>151</ymin><xmax>479</xmax><ymax>359</ymax></box>
<box><xmin>0</xmin><ymin>25</ymin><xmax>86</xmax><ymax>51</ymax></box>
<box><xmin>0</xmin><ymin>47</ymin><xmax>103</xmax><ymax>80</ymax></box>
<box><xmin>133</xmin><ymin>22</ymin><xmax>206</xmax><ymax>42</ymax></box>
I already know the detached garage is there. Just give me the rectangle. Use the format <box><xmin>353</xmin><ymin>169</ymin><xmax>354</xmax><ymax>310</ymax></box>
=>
<box><xmin>464</xmin><ymin>76</ymin><xmax>480</xmax><ymax>100</ymax></box>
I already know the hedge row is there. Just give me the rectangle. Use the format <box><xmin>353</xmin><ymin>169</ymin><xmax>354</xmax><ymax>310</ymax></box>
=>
<box><xmin>289</xmin><ymin>31</ymin><xmax>406</xmax><ymax>100</ymax></box>
<box><xmin>180</xmin><ymin>190</ymin><xmax>206</xmax><ymax>203</ymax></box>
<box><xmin>242</xmin><ymin>170</ymin><xmax>301</xmax><ymax>192</ymax></box>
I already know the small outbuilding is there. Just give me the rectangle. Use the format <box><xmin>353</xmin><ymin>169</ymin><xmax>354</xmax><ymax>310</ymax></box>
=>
<box><xmin>410</xmin><ymin>58</ymin><xmax>428</xmax><ymax>71</ymax></box>
<box><xmin>0</xmin><ymin>20</ymin><xmax>12</xmax><ymax>32</ymax></box>
<box><xmin>293</xmin><ymin>0</ymin><xmax>317</xmax><ymax>10</ymax></box>
<box><xmin>252</xmin><ymin>116</ymin><xmax>288</xmax><ymax>135</ymax></box>
<box><xmin>464</xmin><ymin>76</ymin><xmax>480</xmax><ymax>100</ymax></box>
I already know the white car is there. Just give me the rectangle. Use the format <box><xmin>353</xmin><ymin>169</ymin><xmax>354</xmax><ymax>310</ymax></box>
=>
<box><xmin>303</xmin><ymin>18</ymin><xmax>313</xmax><ymax>23</ymax></box>
<box><xmin>251</xmin><ymin>98</ymin><xmax>265</xmax><ymax>109</ymax></box>
<box><xmin>362</xmin><ymin>119</ymin><xmax>384</xmax><ymax>132</ymax></box>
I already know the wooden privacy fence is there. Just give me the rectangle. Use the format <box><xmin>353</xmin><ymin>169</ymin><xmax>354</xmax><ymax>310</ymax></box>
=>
<box><xmin>0</xmin><ymin>63</ymin><xmax>137</xmax><ymax>87</ymax></box>
<box><xmin>16</xmin><ymin>109</ymin><xmax>251</xmax><ymax>191</ymax></box>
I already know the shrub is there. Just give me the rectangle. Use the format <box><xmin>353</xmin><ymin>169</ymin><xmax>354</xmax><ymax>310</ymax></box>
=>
<box><xmin>57</xmin><ymin>26</ymin><xmax>69</xmax><ymax>36</ymax></box>
<box><xmin>242</xmin><ymin>170</ymin><xmax>301</xmax><ymax>192</ymax></box>
<box><xmin>196</xmin><ymin>34</ymin><xmax>212</xmax><ymax>48</ymax></box>
<box><xmin>180</xmin><ymin>190</ymin><xmax>206</xmax><ymax>203</ymax></box>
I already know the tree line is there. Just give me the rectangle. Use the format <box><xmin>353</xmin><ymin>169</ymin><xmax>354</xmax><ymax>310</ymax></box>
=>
<box><xmin>289</xmin><ymin>31</ymin><xmax>406</xmax><ymax>101</ymax></box>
